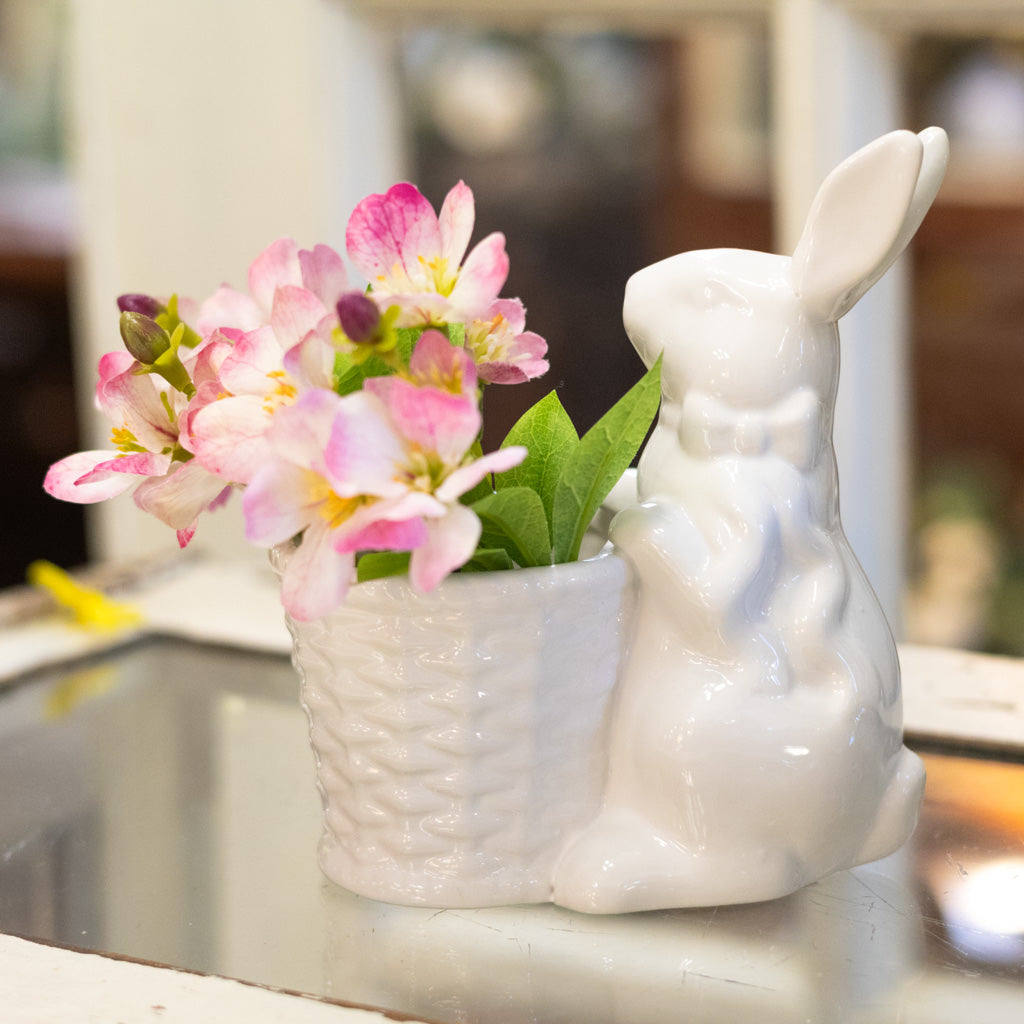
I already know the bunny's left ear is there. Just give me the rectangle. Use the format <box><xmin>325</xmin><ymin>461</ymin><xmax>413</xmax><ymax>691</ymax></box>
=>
<box><xmin>790</xmin><ymin>127</ymin><xmax>949</xmax><ymax>323</ymax></box>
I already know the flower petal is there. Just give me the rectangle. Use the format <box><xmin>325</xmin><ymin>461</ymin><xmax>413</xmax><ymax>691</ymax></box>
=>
<box><xmin>346</xmin><ymin>182</ymin><xmax>439</xmax><ymax>287</ymax></box>
<box><xmin>185</xmin><ymin>334</ymin><xmax>234</xmax><ymax>390</ymax></box>
<box><xmin>216</xmin><ymin>327</ymin><xmax>283</xmax><ymax>396</ymax></box>
<box><xmin>44</xmin><ymin>451</ymin><xmax>137</xmax><ymax>503</ymax></box>
<box><xmin>96</xmin><ymin>361</ymin><xmax>179</xmax><ymax>451</ymax></box>
<box><xmin>271</xmin><ymin>285</ymin><xmax>327</xmax><ymax>350</ymax></box>
<box><xmin>280</xmin><ymin>518</ymin><xmax>355</xmax><ymax>621</ymax></box>
<box><xmin>79</xmin><ymin>451</ymin><xmax>173</xmax><ymax>481</ymax></box>
<box><xmin>265</xmin><ymin>388</ymin><xmax>344</xmax><ymax>475</ymax></box>
<box><xmin>323</xmin><ymin>390</ymin><xmax>408</xmax><ymax>497</ymax></box>
<box><xmin>336</xmin><ymin>515</ymin><xmax>428</xmax><ymax>555</ymax></box>
<box><xmin>488</xmin><ymin>297</ymin><xmax>526</xmax><ymax>333</ymax></box>
<box><xmin>243</xmin><ymin>461</ymin><xmax>322</xmax><ymax>545</ymax></box>
<box><xmin>438</xmin><ymin>180</ymin><xmax>475</xmax><ymax>269</ymax></box>
<box><xmin>248</xmin><ymin>238</ymin><xmax>301</xmax><ymax>313</ymax></box>
<box><xmin>368</xmin><ymin>291</ymin><xmax>452</xmax><ymax>329</ymax></box>
<box><xmin>476</xmin><ymin>336</ymin><xmax>549</xmax><ymax>385</ymax></box>
<box><xmin>299</xmin><ymin>244</ymin><xmax>349</xmax><ymax>307</ymax></box>
<box><xmin>369</xmin><ymin>377</ymin><xmax>479</xmax><ymax>467</ymax></box>
<box><xmin>448</xmin><ymin>232</ymin><xmax>509</xmax><ymax>319</ymax></box>
<box><xmin>409</xmin><ymin>502</ymin><xmax>482</xmax><ymax>592</ymax></box>
<box><xmin>189</xmin><ymin>394</ymin><xmax>274</xmax><ymax>484</ymax></box>
<box><xmin>97</xmin><ymin>350</ymin><xmax>135</xmax><ymax>385</ymax></box>
<box><xmin>409</xmin><ymin>330</ymin><xmax>478</xmax><ymax>394</ymax></box>
<box><xmin>132</xmin><ymin>459</ymin><xmax>230</xmax><ymax>532</ymax></box>
<box><xmin>282</xmin><ymin>333</ymin><xmax>337</xmax><ymax>391</ymax></box>
<box><xmin>197</xmin><ymin>285</ymin><xmax>263</xmax><ymax>336</ymax></box>
<box><xmin>435</xmin><ymin>445</ymin><xmax>527</xmax><ymax>503</ymax></box>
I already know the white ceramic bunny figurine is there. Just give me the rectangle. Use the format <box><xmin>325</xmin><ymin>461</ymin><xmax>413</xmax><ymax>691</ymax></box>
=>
<box><xmin>552</xmin><ymin>128</ymin><xmax>949</xmax><ymax>914</ymax></box>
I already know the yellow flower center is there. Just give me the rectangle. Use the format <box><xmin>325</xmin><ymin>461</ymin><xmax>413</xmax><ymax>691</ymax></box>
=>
<box><xmin>469</xmin><ymin>314</ymin><xmax>511</xmax><ymax>363</ymax></box>
<box><xmin>418</xmin><ymin>254</ymin><xmax>458</xmax><ymax>296</ymax></box>
<box><xmin>111</xmin><ymin>426</ymin><xmax>147</xmax><ymax>455</ymax></box>
<box><xmin>261</xmin><ymin>370</ymin><xmax>298</xmax><ymax>415</ymax></box>
<box><xmin>400</xmin><ymin>446</ymin><xmax>445</xmax><ymax>492</ymax></box>
<box><xmin>321</xmin><ymin>491</ymin><xmax>370</xmax><ymax>530</ymax></box>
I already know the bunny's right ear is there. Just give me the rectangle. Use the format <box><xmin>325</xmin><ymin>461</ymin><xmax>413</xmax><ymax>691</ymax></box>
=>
<box><xmin>790</xmin><ymin>128</ymin><xmax>948</xmax><ymax>323</ymax></box>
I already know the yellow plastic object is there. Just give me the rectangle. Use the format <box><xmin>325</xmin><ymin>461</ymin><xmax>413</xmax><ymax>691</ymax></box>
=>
<box><xmin>27</xmin><ymin>560</ymin><xmax>142</xmax><ymax>632</ymax></box>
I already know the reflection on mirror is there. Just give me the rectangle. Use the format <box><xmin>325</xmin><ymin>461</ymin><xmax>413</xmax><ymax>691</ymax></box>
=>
<box><xmin>1</xmin><ymin>637</ymin><xmax>1023</xmax><ymax>1022</ymax></box>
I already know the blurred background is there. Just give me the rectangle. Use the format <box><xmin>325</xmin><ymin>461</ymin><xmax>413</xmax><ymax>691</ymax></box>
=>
<box><xmin>3</xmin><ymin>0</ymin><xmax>1024</xmax><ymax>654</ymax></box>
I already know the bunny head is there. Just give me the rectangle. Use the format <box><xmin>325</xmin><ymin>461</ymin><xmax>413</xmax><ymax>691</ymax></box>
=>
<box><xmin>623</xmin><ymin>247</ymin><xmax>822</xmax><ymax>409</ymax></box>
<box><xmin>623</xmin><ymin>128</ymin><xmax>949</xmax><ymax>413</ymax></box>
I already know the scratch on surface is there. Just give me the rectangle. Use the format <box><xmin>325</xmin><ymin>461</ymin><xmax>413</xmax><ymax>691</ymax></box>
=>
<box><xmin>946</xmin><ymin>853</ymin><xmax>968</xmax><ymax>879</ymax></box>
<box><xmin>444</xmin><ymin>913</ymin><xmax>504</xmax><ymax>933</ymax></box>
<box><xmin>685</xmin><ymin>970</ymin><xmax>777</xmax><ymax>992</ymax></box>
<box><xmin>850</xmin><ymin>874</ymin><xmax>903</xmax><ymax>915</ymax></box>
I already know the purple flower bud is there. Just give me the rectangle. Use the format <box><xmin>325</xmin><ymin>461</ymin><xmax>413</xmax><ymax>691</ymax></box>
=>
<box><xmin>120</xmin><ymin>312</ymin><xmax>170</xmax><ymax>364</ymax></box>
<box><xmin>336</xmin><ymin>292</ymin><xmax>381</xmax><ymax>345</ymax></box>
<box><xmin>117</xmin><ymin>293</ymin><xmax>164</xmax><ymax>318</ymax></box>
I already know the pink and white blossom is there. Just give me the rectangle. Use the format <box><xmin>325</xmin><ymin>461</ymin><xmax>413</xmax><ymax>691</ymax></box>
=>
<box><xmin>244</xmin><ymin>370</ymin><xmax>525</xmax><ymax>620</ymax></box>
<box><xmin>196</xmin><ymin>238</ymin><xmax>349</xmax><ymax>350</ymax></box>
<box><xmin>467</xmin><ymin>299</ymin><xmax>549</xmax><ymax>384</ymax></box>
<box><xmin>402</xmin><ymin>329</ymin><xmax>478</xmax><ymax>396</ymax></box>
<box><xmin>44</xmin><ymin>180</ymin><xmax>551</xmax><ymax>607</ymax></box>
<box><xmin>346</xmin><ymin>181</ymin><xmax>509</xmax><ymax>327</ymax></box>
<box><xmin>184</xmin><ymin>324</ymin><xmax>335</xmax><ymax>486</ymax></box>
<box><xmin>44</xmin><ymin>348</ymin><xmax>231</xmax><ymax>546</ymax></box>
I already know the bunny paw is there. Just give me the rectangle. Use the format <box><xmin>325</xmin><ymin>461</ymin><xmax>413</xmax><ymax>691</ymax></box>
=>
<box><xmin>552</xmin><ymin>810</ymin><xmax>807</xmax><ymax>913</ymax></box>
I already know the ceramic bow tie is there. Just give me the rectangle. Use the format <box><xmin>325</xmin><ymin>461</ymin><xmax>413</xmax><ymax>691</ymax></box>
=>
<box><xmin>679</xmin><ymin>387</ymin><xmax>821</xmax><ymax>469</ymax></box>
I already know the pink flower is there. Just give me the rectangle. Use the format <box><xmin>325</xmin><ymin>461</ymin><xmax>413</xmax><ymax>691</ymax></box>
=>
<box><xmin>44</xmin><ymin>349</ymin><xmax>231</xmax><ymax>546</ymax></box>
<box><xmin>244</xmin><ymin>364</ymin><xmax>525</xmax><ymax>620</ymax></box>
<box><xmin>197</xmin><ymin>239</ymin><xmax>349</xmax><ymax>350</ymax></box>
<box><xmin>186</xmin><ymin>241</ymin><xmax>345</xmax><ymax>486</ymax></box>
<box><xmin>184</xmin><ymin>325</ymin><xmax>335</xmax><ymax>486</ymax></box>
<box><xmin>346</xmin><ymin>181</ymin><xmax>509</xmax><ymax>327</ymax></box>
<box><xmin>402</xmin><ymin>328</ymin><xmax>478</xmax><ymax>396</ymax></box>
<box><xmin>466</xmin><ymin>299</ymin><xmax>549</xmax><ymax>384</ymax></box>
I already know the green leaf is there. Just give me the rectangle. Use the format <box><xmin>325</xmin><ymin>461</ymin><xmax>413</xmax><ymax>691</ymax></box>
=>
<box><xmin>333</xmin><ymin>352</ymin><xmax>366</xmax><ymax>396</ymax></box>
<box><xmin>356</xmin><ymin>550</ymin><xmax>411</xmax><ymax>583</ymax></box>
<box><xmin>497</xmin><ymin>390</ymin><xmax>579</xmax><ymax>532</ymax></box>
<box><xmin>551</xmin><ymin>354</ymin><xmax>662</xmax><ymax>564</ymax></box>
<box><xmin>471</xmin><ymin>487</ymin><xmax>551</xmax><ymax>568</ymax></box>
<box><xmin>332</xmin><ymin>350</ymin><xmax>396</xmax><ymax>396</ymax></box>
<box><xmin>460</xmin><ymin>548</ymin><xmax>516</xmax><ymax>573</ymax></box>
<box><xmin>443</xmin><ymin>322</ymin><xmax>467</xmax><ymax>347</ymax></box>
<box><xmin>395</xmin><ymin>326</ymin><xmax>422</xmax><ymax>364</ymax></box>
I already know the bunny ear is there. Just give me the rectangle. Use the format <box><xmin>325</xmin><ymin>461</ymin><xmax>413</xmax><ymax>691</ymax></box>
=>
<box><xmin>790</xmin><ymin>128</ymin><xmax>948</xmax><ymax>323</ymax></box>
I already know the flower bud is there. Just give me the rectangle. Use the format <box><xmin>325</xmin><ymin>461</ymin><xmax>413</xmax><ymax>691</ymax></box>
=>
<box><xmin>336</xmin><ymin>292</ymin><xmax>381</xmax><ymax>345</ymax></box>
<box><xmin>120</xmin><ymin>311</ymin><xmax>170</xmax><ymax>365</ymax></box>
<box><xmin>117</xmin><ymin>293</ymin><xmax>165</xmax><ymax>318</ymax></box>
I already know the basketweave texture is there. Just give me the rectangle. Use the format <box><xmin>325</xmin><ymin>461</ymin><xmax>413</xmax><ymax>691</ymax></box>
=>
<box><xmin>285</xmin><ymin>553</ymin><xmax>630</xmax><ymax>907</ymax></box>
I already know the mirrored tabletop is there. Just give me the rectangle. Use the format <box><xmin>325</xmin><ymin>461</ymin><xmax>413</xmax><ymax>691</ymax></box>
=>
<box><xmin>2</xmin><ymin>636</ymin><xmax>1023</xmax><ymax>1023</ymax></box>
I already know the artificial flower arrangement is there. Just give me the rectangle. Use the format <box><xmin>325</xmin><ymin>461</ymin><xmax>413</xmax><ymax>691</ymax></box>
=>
<box><xmin>45</xmin><ymin>181</ymin><xmax>661</xmax><ymax>621</ymax></box>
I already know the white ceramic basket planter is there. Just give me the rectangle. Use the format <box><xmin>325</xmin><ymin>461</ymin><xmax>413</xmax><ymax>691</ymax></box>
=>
<box><xmin>283</xmin><ymin>551</ymin><xmax>630</xmax><ymax>908</ymax></box>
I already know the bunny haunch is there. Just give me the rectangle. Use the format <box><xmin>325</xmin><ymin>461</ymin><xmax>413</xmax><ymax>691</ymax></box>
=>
<box><xmin>550</xmin><ymin>128</ymin><xmax>948</xmax><ymax>914</ymax></box>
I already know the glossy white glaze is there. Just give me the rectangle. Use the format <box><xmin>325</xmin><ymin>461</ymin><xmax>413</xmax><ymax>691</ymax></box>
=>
<box><xmin>551</xmin><ymin>128</ymin><xmax>948</xmax><ymax>913</ymax></box>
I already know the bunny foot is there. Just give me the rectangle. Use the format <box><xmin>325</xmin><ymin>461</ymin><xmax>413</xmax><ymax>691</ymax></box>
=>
<box><xmin>852</xmin><ymin>747</ymin><xmax>926</xmax><ymax>866</ymax></box>
<box><xmin>551</xmin><ymin>810</ymin><xmax>806</xmax><ymax>914</ymax></box>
